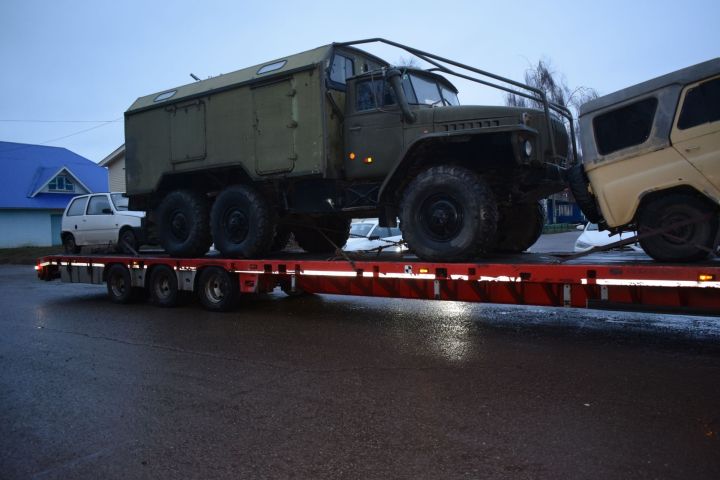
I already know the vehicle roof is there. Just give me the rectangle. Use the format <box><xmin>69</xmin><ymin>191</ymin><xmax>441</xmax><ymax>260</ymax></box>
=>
<box><xmin>580</xmin><ymin>57</ymin><xmax>720</xmax><ymax>117</ymax></box>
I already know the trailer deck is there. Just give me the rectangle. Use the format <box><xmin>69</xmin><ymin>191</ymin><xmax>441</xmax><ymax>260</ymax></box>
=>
<box><xmin>36</xmin><ymin>251</ymin><xmax>720</xmax><ymax>315</ymax></box>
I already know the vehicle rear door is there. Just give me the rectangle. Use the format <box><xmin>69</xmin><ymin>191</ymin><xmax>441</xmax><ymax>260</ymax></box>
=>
<box><xmin>671</xmin><ymin>75</ymin><xmax>720</xmax><ymax>189</ymax></box>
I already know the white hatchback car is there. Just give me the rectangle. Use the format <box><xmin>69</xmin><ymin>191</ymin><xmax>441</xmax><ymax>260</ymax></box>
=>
<box><xmin>344</xmin><ymin>219</ymin><xmax>407</xmax><ymax>252</ymax></box>
<box><xmin>61</xmin><ymin>193</ymin><xmax>145</xmax><ymax>254</ymax></box>
<box><xmin>574</xmin><ymin>222</ymin><xmax>642</xmax><ymax>253</ymax></box>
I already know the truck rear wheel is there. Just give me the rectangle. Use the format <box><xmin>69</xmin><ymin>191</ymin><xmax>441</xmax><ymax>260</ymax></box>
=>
<box><xmin>197</xmin><ymin>266</ymin><xmax>238</xmax><ymax>311</ymax></box>
<box><xmin>638</xmin><ymin>193</ymin><xmax>718</xmax><ymax>262</ymax></box>
<box><xmin>149</xmin><ymin>265</ymin><xmax>179</xmax><ymax>307</ymax></box>
<box><xmin>493</xmin><ymin>202</ymin><xmax>545</xmax><ymax>253</ymax></box>
<box><xmin>157</xmin><ymin>190</ymin><xmax>212</xmax><ymax>258</ymax></box>
<box><xmin>211</xmin><ymin>185</ymin><xmax>275</xmax><ymax>258</ymax></box>
<box><xmin>400</xmin><ymin>166</ymin><xmax>498</xmax><ymax>261</ymax></box>
<box><xmin>292</xmin><ymin>216</ymin><xmax>351</xmax><ymax>253</ymax></box>
<box><xmin>106</xmin><ymin>264</ymin><xmax>134</xmax><ymax>304</ymax></box>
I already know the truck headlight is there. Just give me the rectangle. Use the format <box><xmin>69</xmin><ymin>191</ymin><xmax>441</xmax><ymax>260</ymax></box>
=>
<box><xmin>523</xmin><ymin>140</ymin><xmax>533</xmax><ymax>157</ymax></box>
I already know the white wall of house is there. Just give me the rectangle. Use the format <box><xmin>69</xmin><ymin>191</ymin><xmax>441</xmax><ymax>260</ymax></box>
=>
<box><xmin>108</xmin><ymin>157</ymin><xmax>126</xmax><ymax>192</ymax></box>
<box><xmin>0</xmin><ymin>210</ymin><xmax>63</xmax><ymax>248</ymax></box>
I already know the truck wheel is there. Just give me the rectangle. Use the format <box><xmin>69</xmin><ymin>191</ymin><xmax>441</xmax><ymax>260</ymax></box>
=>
<box><xmin>198</xmin><ymin>267</ymin><xmax>238</xmax><ymax>311</ymax></box>
<box><xmin>400</xmin><ymin>166</ymin><xmax>498</xmax><ymax>261</ymax></box>
<box><xmin>149</xmin><ymin>265</ymin><xmax>179</xmax><ymax>307</ymax></box>
<box><xmin>211</xmin><ymin>185</ymin><xmax>275</xmax><ymax>258</ymax></box>
<box><xmin>567</xmin><ymin>164</ymin><xmax>602</xmax><ymax>223</ymax></box>
<box><xmin>493</xmin><ymin>202</ymin><xmax>545</xmax><ymax>253</ymax></box>
<box><xmin>62</xmin><ymin>233</ymin><xmax>81</xmax><ymax>254</ymax></box>
<box><xmin>292</xmin><ymin>216</ymin><xmax>351</xmax><ymax>253</ymax></box>
<box><xmin>157</xmin><ymin>190</ymin><xmax>212</xmax><ymax>258</ymax></box>
<box><xmin>638</xmin><ymin>193</ymin><xmax>718</xmax><ymax>262</ymax></box>
<box><xmin>106</xmin><ymin>264</ymin><xmax>134</xmax><ymax>304</ymax></box>
<box><xmin>117</xmin><ymin>228</ymin><xmax>138</xmax><ymax>254</ymax></box>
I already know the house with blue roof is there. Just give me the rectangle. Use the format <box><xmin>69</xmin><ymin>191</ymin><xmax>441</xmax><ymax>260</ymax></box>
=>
<box><xmin>0</xmin><ymin>141</ymin><xmax>108</xmax><ymax>248</ymax></box>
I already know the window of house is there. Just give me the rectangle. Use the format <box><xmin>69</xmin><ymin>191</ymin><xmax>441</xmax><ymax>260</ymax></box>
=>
<box><xmin>593</xmin><ymin>97</ymin><xmax>658</xmax><ymax>155</ymax></box>
<box><xmin>329</xmin><ymin>54</ymin><xmax>354</xmax><ymax>85</ymax></box>
<box><xmin>48</xmin><ymin>174</ymin><xmax>75</xmax><ymax>192</ymax></box>
<box><xmin>86</xmin><ymin>195</ymin><xmax>112</xmax><ymax>215</ymax></box>
<box><xmin>677</xmin><ymin>77</ymin><xmax>720</xmax><ymax>130</ymax></box>
<box><xmin>66</xmin><ymin>197</ymin><xmax>88</xmax><ymax>216</ymax></box>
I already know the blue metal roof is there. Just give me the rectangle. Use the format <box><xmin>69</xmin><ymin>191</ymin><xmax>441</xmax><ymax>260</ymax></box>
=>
<box><xmin>0</xmin><ymin>141</ymin><xmax>108</xmax><ymax>210</ymax></box>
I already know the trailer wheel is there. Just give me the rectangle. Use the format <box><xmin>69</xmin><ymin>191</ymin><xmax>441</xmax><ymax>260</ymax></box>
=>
<box><xmin>62</xmin><ymin>233</ymin><xmax>81</xmax><ymax>254</ymax></box>
<box><xmin>149</xmin><ymin>265</ymin><xmax>179</xmax><ymax>307</ymax></box>
<box><xmin>493</xmin><ymin>202</ymin><xmax>545</xmax><ymax>253</ymax></box>
<box><xmin>117</xmin><ymin>228</ymin><xmax>138</xmax><ymax>254</ymax></box>
<box><xmin>292</xmin><ymin>216</ymin><xmax>351</xmax><ymax>253</ymax></box>
<box><xmin>211</xmin><ymin>185</ymin><xmax>275</xmax><ymax>258</ymax></box>
<box><xmin>198</xmin><ymin>267</ymin><xmax>238</xmax><ymax>311</ymax></box>
<box><xmin>106</xmin><ymin>264</ymin><xmax>134</xmax><ymax>304</ymax></box>
<box><xmin>157</xmin><ymin>190</ymin><xmax>212</xmax><ymax>258</ymax></box>
<box><xmin>400</xmin><ymin>166</ymin><xmax>498</xmax><ymax>261</ymax></box>
<box><xmin>567</xmin><ymin>164</ymin><xmax>602</xmax><ymax>223</ymax></box>
<box><xmin>638</xmin><ymin>193</ymin><xmax>718</xmax><ymax>262</ymax></box>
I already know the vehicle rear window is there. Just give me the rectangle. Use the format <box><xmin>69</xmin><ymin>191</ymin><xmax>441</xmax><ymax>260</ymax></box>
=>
<box><xmin>593</xmin><ymin>97</ymin><xmax>658</xmax><ymax>155</ymax></box>
<box><xmin>677</xmin><ymin>77</ymin><xmax>720</xmax><ymax>130</ymax></box>
<box><xmin>66</xmin><ymin>197</ymin><xmax>88</xmax><ymax>216</ymax></box>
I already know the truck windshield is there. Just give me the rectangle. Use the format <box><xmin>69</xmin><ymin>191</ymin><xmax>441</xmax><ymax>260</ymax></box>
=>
<box><xmin>405</xmin><ymin>73</ymin><xmax>459</xmax><ymax>106</ymax></box>
<box><xmin>111</xmin><ymin>193</ymin><xmax>129</xmax><ymax>211</ymax></box>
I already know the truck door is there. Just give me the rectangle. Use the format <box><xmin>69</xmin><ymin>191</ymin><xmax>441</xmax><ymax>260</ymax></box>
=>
<box><xmin>252</xmin><ymin>79</ymin><xmax>296</xmax><ymax>175</ymax></box>
<box><xmin>344</xmin><ymin>77</ymin><xmax>404</xmax><ymax>180</ymax></box>
<box><xmin>671</xmin><ymin>75</ymin><xmax>720</xmax><ymax>189</ymax></box>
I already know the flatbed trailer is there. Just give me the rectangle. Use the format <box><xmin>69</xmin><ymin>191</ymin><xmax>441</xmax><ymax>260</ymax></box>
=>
<box><xmin>36</xmin><ymin>251</ymin><xmax>720</xmax><ymax>316</ymax></box>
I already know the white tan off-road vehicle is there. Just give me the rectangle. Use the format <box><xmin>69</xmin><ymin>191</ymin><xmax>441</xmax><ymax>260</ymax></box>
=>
<box><xmin>569</xmin><ymin>58</ymin><xmax>720</xmax><ymax>262</ymax></box>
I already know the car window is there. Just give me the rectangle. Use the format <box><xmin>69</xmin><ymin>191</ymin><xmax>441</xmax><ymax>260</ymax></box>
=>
<box><xmin>111</xmin><ymin>193</ymin><xmax>129</xmax><ymax>211</ymax></box>
<box><xmin>677</xmin><ymin>77</ymin><xmax>720</xmax><ymax>130</ymax></box>
<box><xmin>87</xmin><ymin>195</ymin><xmax>112</xmax><ymax>215</ymax></box>
<box><xmin>593</xmin><ymin>97</ymin><xmax>658</xmax><ymax>155</ymax></box>
<box><xmin>66</xmin><ymin>197</ymin><xmax>88</xmax><ymax>216</ymax></box>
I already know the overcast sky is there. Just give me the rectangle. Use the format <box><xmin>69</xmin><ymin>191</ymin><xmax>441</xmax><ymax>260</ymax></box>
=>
<box><xmin>1</xmin><ymin>0</ymin><xmax>718</xmax><ymax>162</ymax></box>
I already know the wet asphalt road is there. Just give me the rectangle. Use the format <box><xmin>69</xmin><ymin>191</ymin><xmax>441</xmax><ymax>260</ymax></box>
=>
<box><xmin>1</xmin><ymin>264</ymin><xmax>720</xmax><ymax>479</ymax></box>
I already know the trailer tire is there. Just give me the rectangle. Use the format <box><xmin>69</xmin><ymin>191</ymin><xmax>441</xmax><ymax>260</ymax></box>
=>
<box><xmin>292</xmin><ymin>216</ymin><xmax>351</xmax><ymax>253</ymax></box>
<box><xmin>106</xmin><ymin>264</ymin><xmax>134</xmax><ymax>304</ymax></box>
<box><xmin>149</xmin><ymin>265</ymin><xmax>179</xmax><ymax>307</ymax></box>
<box><xmin>638</xmin><ymin>193</ymin><xmax>718</xmax><ymax>262</ymax></box>
<box><xmin>494</xmin><ymin>202</ymin><xmax>545</xmax><ymax>253</ymax></box>
<box><xmin>62</xmin><ymin>233</ymin><xmax>81</xmax><ymax>254</ymax></box>
<box><xmin>157</xmin><ymin>190</ymin><xmax>212</xmax><ymax>258</ymax></box>
<box><xmin>211</xmin><ymin>185</ymin><xmax>275</xmax><ymax>258</ymax></box>
<box><xmin>400</xmin><ymin>165</ymin><xmax>498</xmax><ymax>261</ymax></box>
<box><xmin>567</xmin><ymin>164</ymin><xmax>602</xmax><ymax>223</ymax></box>
<box><xmin>198</xmin><ymin>267</ymin><xmax>239</xmax><ymax>311</ymax></box>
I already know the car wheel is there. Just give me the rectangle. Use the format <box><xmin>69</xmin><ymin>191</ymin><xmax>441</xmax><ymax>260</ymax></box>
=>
<box><xmin>400</xmin><ymin>165</ymin><xmax>498</xmax><ymax>261</ymax></box>
<box><xmin>62</xmin><ymin>233</ymin><xmax>81</xmax><ymax>254</ymax></box>
<box><xmin>210</xmin><ymin>185</ymin><xmax>275</xmax><ymax>258</ymax></box>
<box><xmin>197</xmin><ymin>266</ymin><xmax>238</xmax><ymax>311</ymax></box>
<box><xmin>292</xmin><ymin>216</ymin><xmax>351</xmax><ymax>253</ymax></box>
<box><xmin>117</xmin><ymin>229</ymin><xmax>138</xmax><ymax>254</ymax></box>
<box><xmin>493</xmin><ymin>202</ymin><xmax>545</xmax><ymax>253</ymax></box>
<box><xmin>148</xmin><ymin>264</ymin><xmax>179</xmax><ymax>307</ymax></box>
<box><xmin>106</xmin><ymin>264</ymin><xmax>134</xmax><ymax>304</ymax></box>
<box><xmin>638</xmin><ymin>193</ymin><xmax>718</xmax><ymax>262</ymax></box>
<box><xmin>157</xmin><ymin>190</ymin><xmax>212</xmax><ymax>258</ymax></box>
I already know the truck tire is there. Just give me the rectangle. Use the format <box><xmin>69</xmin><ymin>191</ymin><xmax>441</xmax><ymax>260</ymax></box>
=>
<box><xmin>567</xmin><ymin>164</ymin><xmax>602</xmax><ymax>223</ymax></box>
<box><xmin>400</xmin><ymin>165</ymin><xmax>498</xmax><ymax>261</ymax></box>
<box><xmin>106</xmin><ymin>264</ymin><xmax>134</xmax><ymax>304</ymax></box>
<box><xmin>494</xmin><ymin>202</ymin><xmax>545</xmax><ymax>253</ymax></box>
<box><xmin>638</xmin><ymin>193</ymin><xmax>718</xmax><ymax>262</ymax></box>
<box><xmin>292</xmin><ymin>216</ymin><xmax>351</xmax><ymax>253</ymax></box>
<box><xmin>117</xmin><ymin>228</ymin><xmax>138</xmax><ymax>254</ymax></box>
<box><xmin>211</xmin><ymin>185</ymin><xmax>275</xmax><ymax>258</ymax></box>
<box><xmin>148</xmin><ymin>265</ymin><xmax>179</xmax><ymax>307</ymax></box>
<box><xmin>197</xmin><ymin>266</ymin><xmax>238</xmax><ymax>311</ymax></box>
<box><xmin>157</xmin><ymin>190</ymin><xmax>212</xmax><ymax>258</ymax></box>
<box><xmin>62</xmin><ymin>233</ymin><xmax>81</xmax><ymax>254</ymax></box>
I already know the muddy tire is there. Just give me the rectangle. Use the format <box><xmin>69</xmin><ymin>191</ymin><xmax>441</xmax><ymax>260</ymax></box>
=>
<box><xmin>148</xmin><ymin>265</ymin><xmax>179</xmax><ymax>307</ymax></box>
<box><xmin>494</xmin><ymin>202</ymin><xmax>545</xmax><ymax>253</ymax></box>
<box><xmin>211</xmin><ymin>185</ymin><xmax>275</xmax><ymax>258</ymax></box>
<box><xmin>567</xmin><ymin>164</ymin><xmax>601</xmax><ymax>223</ymax></box>
<box><xmin>400</xmin><ymin>165</ymin><xmax>498</xmax><ymax>261</ymax></box>
<box><xmin>157</xmin><ymin>190</ymin><xmax>212</xmax><ymax>258</ymax></box>
<box><xmin>638</xmin><ymin>193</ymin><xmax>718</xmax><ymax>262</ymax></box>
<box><xmin>106</xmin><ymin>264</ymin><xmax>134</xmax><ymax>304</ymax></box>
<box><xmin>292</xmin><ymin>216</ymin><xmax>351</xmax><ymax>253</ymax></box>
<box><xmin>197</xmin><ymin>266</ymin><xmax>239</xmax><ymax>312</ymax></box>
<box><xmin>62</xmin><ymin>233</ymin><xmax>81</xmax><ymax>254</ymax></box>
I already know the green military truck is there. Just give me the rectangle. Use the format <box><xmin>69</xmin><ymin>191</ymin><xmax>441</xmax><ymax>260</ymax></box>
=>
<box><xmin>125</xmin><ymin>39</ymin><xmax>574</xmax><ymax>261</ymax></box>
